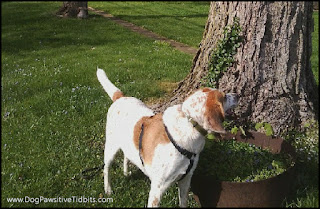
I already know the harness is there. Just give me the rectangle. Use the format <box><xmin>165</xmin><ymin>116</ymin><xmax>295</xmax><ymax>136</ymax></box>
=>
<box><xmin>138</xmin><ymin>117</ymin><xmax>204</xmax><ymax>181</ymax></box>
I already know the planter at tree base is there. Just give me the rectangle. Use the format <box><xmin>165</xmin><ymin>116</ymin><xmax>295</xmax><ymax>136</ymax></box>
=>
<box><xmin>191</xmin><ymin>131</ymin><xmax>297</xmax><ymax>207</ymax></box>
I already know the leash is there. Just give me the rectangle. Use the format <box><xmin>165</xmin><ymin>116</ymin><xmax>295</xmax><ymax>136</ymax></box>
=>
<box><xmin>78</xmin><ymin>164</ymin><xmax>104</xmax><ymax>180</ymax></box>
<box><xmin>139</xmin><ymin>123</ymin><xmax>145</xmax><ymax>166</ymax></box>
<box><xmin>164</xmin><ymin>125</ymin><xmax>196</xmax><ymax>181</ymax></box>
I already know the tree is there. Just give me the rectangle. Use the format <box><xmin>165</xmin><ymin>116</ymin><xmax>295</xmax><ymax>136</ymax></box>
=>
<box><xmin>153</xmin><ymin>2</ymin><xmax>318</xmax><ymax>135</ymax></box>
<box><xmin>56</xmin><ymin>1</ymin><xmax>88</xmax><ymax>19</ymax></box>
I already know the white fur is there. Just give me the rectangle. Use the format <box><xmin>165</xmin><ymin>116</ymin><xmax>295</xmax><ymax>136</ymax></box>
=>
<box><xmin>97</xmin><ymin>67</ymin><xmax>121</xmax><ymax>100</ymax></box>
<box><xmin>97</xmin><ymin>68</ymin><xmax>238</xmax><ymax>207</ymax></box>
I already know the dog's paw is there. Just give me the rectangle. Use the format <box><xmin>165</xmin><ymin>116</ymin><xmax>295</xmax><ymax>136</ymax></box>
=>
<box><xmin>104</xmin><ymin>185</ymin><xmax>113</xmax><ymax>195</ymax></box>
<box><xmin>124</xmin><ymin>171</ymin><xmax>132</xmax><ymax>177</ymax></box>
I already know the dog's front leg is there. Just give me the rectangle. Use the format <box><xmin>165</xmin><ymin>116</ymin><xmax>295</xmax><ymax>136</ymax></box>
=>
<box><xmin>147</xmin><ymin>180</ymin><xmax>171</xmax><ymax>207</ymax></box>
<box><xmin>177</xmin><ymin>175</ymin><xmax>192</xmax><ymax>208</ymax></box>
<box><xmin>147</xmin><ymin>182</ymin><xmax>162</xmax><ymax>207</ymax></box>
<box><xmin>123</xmin><ymin>156</ymin><xmax>130</xmax><ymax>176</ymax></box>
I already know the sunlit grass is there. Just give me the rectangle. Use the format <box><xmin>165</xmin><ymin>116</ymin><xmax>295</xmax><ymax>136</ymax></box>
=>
<box><xmin>1</xmin><ymin>2</ymin><xmax>318</xmax><ymax>208</ymax></box>
<box><xmin>89</xmin><ymin>1</ymin><xmax>210</xmax><ymax>48</ymax></box>
<box><xmin>1</xmin><ymin>2</ymin><xmax>193</xmax><ymax>207</ymax></box>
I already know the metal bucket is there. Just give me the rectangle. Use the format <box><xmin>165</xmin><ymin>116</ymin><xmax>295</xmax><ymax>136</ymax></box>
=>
<box><xmin>191</xmin><ymin>131</ymin><xmax>296</xmax><ymax>207</ymax></box>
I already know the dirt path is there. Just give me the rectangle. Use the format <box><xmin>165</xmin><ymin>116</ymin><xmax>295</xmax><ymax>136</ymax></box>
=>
<box><xmin>88</xmin><ymin>7</ymin><xmax>198</xmax><ymax>56</ymax></box>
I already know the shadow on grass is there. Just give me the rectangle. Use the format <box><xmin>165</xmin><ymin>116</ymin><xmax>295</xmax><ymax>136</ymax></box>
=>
<box><xmin>283</xmin><ymin>159</ymin><xmax>319</xmax><ymax>206</ymax></box>
<box><xmin>1</xmin><ymin>12</ymin><xmax>130</xmax><ymax>55</ymax></box>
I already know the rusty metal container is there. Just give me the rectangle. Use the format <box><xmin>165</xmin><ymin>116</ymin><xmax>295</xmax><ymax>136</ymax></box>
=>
<box><xmin>191</xmin><ymin>131</ymin><xmax>296</xmax><ymax>207</ymax></box>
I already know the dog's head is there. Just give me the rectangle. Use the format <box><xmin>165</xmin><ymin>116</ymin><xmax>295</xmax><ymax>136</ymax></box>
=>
<box><xmin>182</xmin><ymin>87</ymin><xmax>238</xmax><ymax>134</ymax></box>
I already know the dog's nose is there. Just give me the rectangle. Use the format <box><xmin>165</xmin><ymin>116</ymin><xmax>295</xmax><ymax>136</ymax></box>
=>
<box><xmin>230</xmin><ymin>93</ymin><xmax>239</xmax><ymax>102</ymax></box>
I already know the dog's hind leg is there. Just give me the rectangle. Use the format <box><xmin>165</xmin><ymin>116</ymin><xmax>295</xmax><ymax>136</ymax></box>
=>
<box><xmin>177</xmin><ymin>174</ymin><xmax>192</xmax><ymax>207</ymax></box>
<box><xmin>103</xmin><ymin>140</ymin><xmax>119</xmax><ymax>195</ymax></box>
<box><xmin>123</xmin><ymin>156</ymin><xmax>131</xmax><ymax>176</ymax></box>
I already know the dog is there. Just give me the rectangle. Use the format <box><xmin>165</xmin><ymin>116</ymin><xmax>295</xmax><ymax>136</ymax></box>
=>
<box><xmin>97</xmin><ymin>68</ymin><xmax>238</xmax><ymax>207</ymax></box>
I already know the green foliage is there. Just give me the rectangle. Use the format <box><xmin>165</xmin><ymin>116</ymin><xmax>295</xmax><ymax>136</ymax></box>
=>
<box><xmin>195</xmin><ymin>139</ymin><xmax>294</xmax><ymax>182</ymax></box>
<box><xmin>230</xmin><ymin>126</ymin><xmax>239</xmax><ymax>135</ymax></box>
<box><xmin>223</xmin><ymin>119</ymin><xmax>274</xmax><ymax>137</ymax></box>
<box><xmin>229</xmin><ymin>125</ymin><xmax>246</xmax><ymax>136</ymax></box>
<box><xmin>206</xmin><ymin>133</ymin><xmax>216</xmax><ymax>140</ymax></box>
<box><xmin>255</xmin><ymin>122</ymin><xmax>263</xmax><ymax>130</ymax></box>
<box><xmin>283</xmin><ymin>120</ymin><xmax>319</xmax><ymax>207</ymax></box>
<box><xmin>204</xmin><ymin>17</ymin><xmax>243</xmax><ymax>88</ymax></box>
<box><xmin>255</xmin><ymin>122</ymin><xmax>274</xmax><ymax>136</ymax></box>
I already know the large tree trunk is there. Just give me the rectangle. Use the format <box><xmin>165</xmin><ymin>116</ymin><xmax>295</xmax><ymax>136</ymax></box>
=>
<box><xmin>153</xmin><ymin>2</ymin><xmax>318</xmax><ymax>135</ymax></box>
<box><xmin>56</xmin><ymin>1</ymin><xmax>88</xmax><ymax>19</ymax></box>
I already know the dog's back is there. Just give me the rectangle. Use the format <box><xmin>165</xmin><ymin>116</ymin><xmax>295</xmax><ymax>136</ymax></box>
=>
<box><xmin>97</xmin><ymin>68</ymin><xmax>154</xmax><ymax>170</ymax></box>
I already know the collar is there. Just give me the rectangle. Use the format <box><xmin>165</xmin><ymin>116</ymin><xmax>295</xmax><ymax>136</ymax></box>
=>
<box><xmin>187</xmin><ymin>117</ymin><xmax>208</xmax><ymax>137</ymax></box>
<box><xmin>164</xmin><ymin>124</ymin><xmax>196</xmax><ymax>181</ymax></box>
<box><xmin>164</xmin><ymin>125</ymin><xmax>196</xmax><ymax>160</ymax></box>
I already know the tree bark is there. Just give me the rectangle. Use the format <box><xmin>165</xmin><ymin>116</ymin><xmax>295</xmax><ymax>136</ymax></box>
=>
<box><xmin>153</xmin><ymin>2</ymin><xmax>318</xmax><ymax>135</ymax></box>
<box><xmin>56</xmin><ymin>1</ymin><xmax>88</xmax><ymax>19</ymax></box>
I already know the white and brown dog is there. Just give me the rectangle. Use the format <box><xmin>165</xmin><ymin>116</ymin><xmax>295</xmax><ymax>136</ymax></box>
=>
<box><xmin>97</xmin><ymin>68</ymin><xmax>238</xmax><ymax>207</ymax></box>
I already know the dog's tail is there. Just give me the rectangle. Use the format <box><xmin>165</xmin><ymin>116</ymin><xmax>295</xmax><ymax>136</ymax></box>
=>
<box><xmin>96</xmin><ymin>67</ymin><xmax>124</xmax><ymax>102</ymax></box>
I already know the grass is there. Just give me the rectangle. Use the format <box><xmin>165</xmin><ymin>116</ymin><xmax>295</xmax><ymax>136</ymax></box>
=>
<box><xmin>1</xmin><ymin>1</ymin><xmax>319</xmax><ymax>208</ymax></box>
<box><xmin>283</xmin><ymin>121</ymin><xmax>319</xmax><ymax>207</ymax></box>
<box><xmin>195</xmin><ymin>139</ymin><xmax>294</xmax><ymax>183</ymax></box>
<box><xmin>1</xmin><ymin>2</ymin><xmax>194</xmax><ymax>207</ymax></box>
<box><xmin>89</xmin><ymin>1</ymin><xmax>210</xmax><ymax>48</ymax></box>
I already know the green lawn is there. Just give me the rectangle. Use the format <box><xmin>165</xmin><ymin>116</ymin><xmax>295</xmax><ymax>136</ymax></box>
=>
<box><xmin>89</xmin><ymin>1</ymin><xmax>210</xmax><ymax>48</ymax></box>
<box><xmin>1</xmin><ymin>2</ymin><xmax>194</xmax><ymax>207</ymax></box>
<box><xmin>1</xmin><ymin>1</ymin><xmax>318</xmax><ymax>208</ymax></box>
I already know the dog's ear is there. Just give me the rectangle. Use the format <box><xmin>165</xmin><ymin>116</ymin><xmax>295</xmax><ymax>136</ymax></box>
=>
<box><xmin>205</xmin><ymin>90</ymin><xmax>226</xmax><ymax>134</ymax></box>
<box><xmin>206</xmin><ymin>104</ymin><xmax>226</xmax><ymax>134</ymax></box>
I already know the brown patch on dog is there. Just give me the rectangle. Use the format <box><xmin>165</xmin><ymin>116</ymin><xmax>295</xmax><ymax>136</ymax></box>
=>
<box><xmin>152</xmin><ymin>198</ymin><xmax>159</xmax><ymax>207</ymax></box>
<box><xmin>202</xmin><ymin>87</ymin><xmax>212</xmax><ymax>93</ymax></box>
<box><xmin>205</xmin><ymin>89</ymin><xmax>226</xmax><ymax>133</ymax></box>
<box><xmin>133</xmin><ymin>114</ymin><xmax>170</xmax><ymax>165</ymax></box>
<box><xmin>112</xmin><ymin>90</ymin><xmax>124</xmax><ymax>102</ymax></box>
